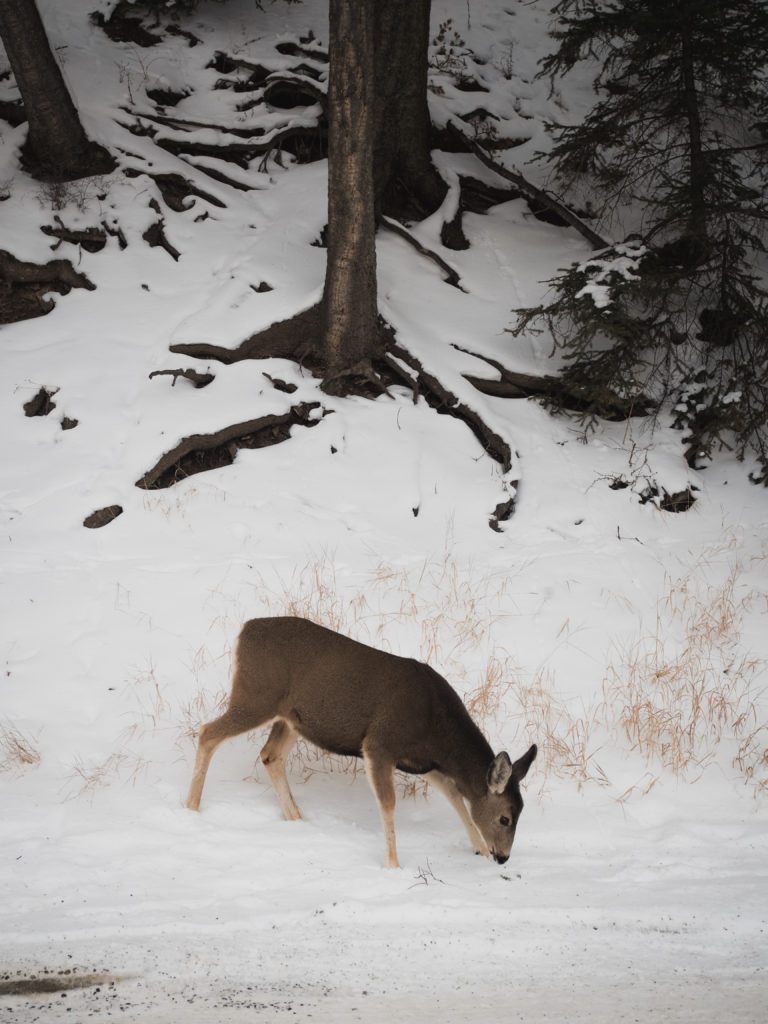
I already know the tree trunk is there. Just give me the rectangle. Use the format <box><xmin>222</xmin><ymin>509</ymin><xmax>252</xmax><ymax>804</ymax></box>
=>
<box><xmin>373</xmin><ymin>0</ymin><xmax>446</xmax><ymax>219</ymax></box>
<box><xmin>322</xmin><ymin>0</ymin><xmax>380</xmax><ymax>382</ymax></box>
<box><xmin>0</xmin><ymin>0</ymin><xmax>114</xmax><ymax>180</ymax></box>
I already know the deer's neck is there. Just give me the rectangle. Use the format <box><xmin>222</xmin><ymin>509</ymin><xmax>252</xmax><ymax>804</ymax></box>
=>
<box><xmin>433</xmin><ymin>711</ymin><xmax>494</xmax><ymax>801</ymax></box>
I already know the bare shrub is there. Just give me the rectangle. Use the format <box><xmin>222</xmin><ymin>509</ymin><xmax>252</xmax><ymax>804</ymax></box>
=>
<box><xmin>0</xmin><ymin>722</ymin><xmax>41</xmax><ymax>772</ymax></box>
<box><xmin>514</xmin><ymin>670</ymin><xmax>607</xmax><ymax>789</ymax></box>
<box><xmin>604</xmin><ymin>562</ymin><xmax>767</xmax><ymax>790</ymax></box>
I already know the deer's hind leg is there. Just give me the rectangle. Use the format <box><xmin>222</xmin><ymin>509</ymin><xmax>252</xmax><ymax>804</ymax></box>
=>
<box><xmin>259</xmin><ymin>719</ymin><xmax>302</xmax><ymax>821</ymax></box>
<box><xmin>186</xmin><ymin>706</ymin><xmax>267</xmax><ymax>811</ymax></box>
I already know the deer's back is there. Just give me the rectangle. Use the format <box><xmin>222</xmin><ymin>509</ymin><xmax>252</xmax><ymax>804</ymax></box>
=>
<box><xmin>233</xmin><ymin>616</ymin><xmax>485</xmax><ymax>769</ymax></box>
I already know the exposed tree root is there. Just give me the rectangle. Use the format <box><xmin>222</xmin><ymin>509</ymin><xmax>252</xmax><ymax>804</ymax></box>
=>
<box><xmin>145</xmin><ymin>86</ymin><xmax>190</xmax><ymax>108</ymax></box>
<box><xmin>386</xmin><ymin>344</ymin><xmax>517</xmax><ymax>529</ymax></box>
<box><xmin>275</xmin><ymin>41</ymin><xmax>329</xmax><ymax>64</ymax></box>
<box><xmin>136</xmin><ymin>403</ymin><xmax>324</xmax><ymax>490</ymax></box>
<box><xmin>120</xmin><ymin>106</ymin><xmax>264</xmax><ymax>139</ymax></box>
<box><xmin>23</xmin><ymin>386</ymin><xmax>57</xmax><ymax>417</ymax></box>
<box><xmin>456</xmin><ymin>345</ymin><xmax>654</xmax><ymax>421</ymax></box>
<box><xmin>446</xmin><ymin>122</ymin><xmax>609</xmax><ymax>248</ymax></box>
<box><xmin>208</xmin><ymin>53</ymin><xmax>272</xmax><ymax>84</ymax></box>
<box><xmin>0</xmin><ymin>249</ymin><xmax>94</xmax><ymax>323</ymax></box>
<box><xmin>41</xmin><ymin>217</ymin><xmax>107</xmax><ymax>253</ymax></box>
<box><xmin>264</xmin><ymin>76</ymin><xmax>326</xmax><ymax>110</ymax></box>
<box><xmin>83</xmin><ymin>505</ymin><xmax>123</xmax><ymax>529</ymax></box>
<box><xmin>150</xmin><ymin>172</ymin><xmax>226</xmax><ymax>212</ymax></box>
<box><xmin>381</xmin><ymin>217</ymin><xmax>465</xmax><ymax>291</ymax></box>
<box><xmin>142</xmin><ymin>202</ymin><xmax>181</xmax><ymax>261</ymax></box>
<box><xmin>149</xmin><ymin>368</ymin><xmax>214</xmax><ymax>389</ymax></box>
<box><xmin>155</xmin><ymin>123</ymin><xmax>328</xmax><ymax>167</ymax></box>
<box><xmin>388</xmin><ymin>345</ymin><xmax>513</xmax><ymax>473</ymax></box>
<box><xmin>170</xmin><ymin>303</ymin><xmax>324</xmax><ymax>367</ymax></box>
<box><xmin>90</xmin><ymin>6</ymin><xmax>160</xmax><ymax>47</ymax></box>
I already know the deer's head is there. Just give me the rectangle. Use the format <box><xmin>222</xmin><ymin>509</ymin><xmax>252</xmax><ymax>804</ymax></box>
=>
<box><xmin>469</xmin><ymin>744</ymin><xmax>537</xmax><ymax>864</ymax></box>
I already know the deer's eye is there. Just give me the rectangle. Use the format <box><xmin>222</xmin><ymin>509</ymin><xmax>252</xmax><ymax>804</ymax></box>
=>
<box><xmin>500</xmin><ymin>816</ymin><xmax>510</xmax><ymax>827</ymax></box>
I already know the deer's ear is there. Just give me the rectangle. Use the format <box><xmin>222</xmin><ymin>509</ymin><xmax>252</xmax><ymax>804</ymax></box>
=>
<box><xmin>511</xmin><ymin>743</ymin><xmax>537</xmax><ymax>782</ymax></box>
<box><xmin>487</xmin><ymin>752</ymin><xmax>513</xmax><ymax>794</ymax></box>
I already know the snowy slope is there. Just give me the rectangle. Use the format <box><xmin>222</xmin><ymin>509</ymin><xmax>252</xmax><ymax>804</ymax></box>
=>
<box><xmin>0</xmin><ymin>1</ymin><xmax>766</xmax><ymax>1021</ymax></box>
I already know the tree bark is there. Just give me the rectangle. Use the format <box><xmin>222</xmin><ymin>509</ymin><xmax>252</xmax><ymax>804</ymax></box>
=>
<box><xmin>322</xmin><ymin>0</ymin><xmax>380</xmax><ymax>382</ymax></box>
<box><xmin>0</xmin><ymin>0</ymin><xmax>114</xmax><ymax>180</ymax></box>
<box><xmin>373</xmin><ymin>0</ymin><xmax>446</xmax><ymax>219</ymax></box>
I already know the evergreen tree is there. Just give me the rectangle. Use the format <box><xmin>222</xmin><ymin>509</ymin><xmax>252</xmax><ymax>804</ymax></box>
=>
<box><xmin>515</xmin><ymin>0</ymin><xmax>768</xmax><ymax>481</ymax></box>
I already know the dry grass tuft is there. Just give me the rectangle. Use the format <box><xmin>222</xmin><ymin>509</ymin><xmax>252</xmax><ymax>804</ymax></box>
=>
<box><xmin>604</xmin><ymin>562</ymin><xmax>766</xmax><ymax>791</ymax></box>
<box><xmin>514</xmin><ymin>670</ymin><xmax>608</xmax><ymax>789</ymax></box>
<box><xmin>0</xmin><ymin>722</ymin><xmax>41</xmax><ymax>772</ymax></box>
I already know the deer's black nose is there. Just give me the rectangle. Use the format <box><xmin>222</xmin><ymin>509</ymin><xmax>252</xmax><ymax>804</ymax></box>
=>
<box><xmin>494</xmin><ymin>853</ymin><xmax>509</xmax><ymax>865</ymax></box>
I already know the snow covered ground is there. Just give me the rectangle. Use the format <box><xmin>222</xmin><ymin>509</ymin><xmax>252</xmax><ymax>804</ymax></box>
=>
<box><xmin>1</xmin><ymin>2</ymin><xmax>766</xmax><ymax>1020</ymax></box>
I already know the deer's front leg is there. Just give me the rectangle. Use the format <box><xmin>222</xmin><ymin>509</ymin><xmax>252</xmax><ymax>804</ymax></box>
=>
<box><xmin>363</xmin><ymin>748</ymin><xmax>400</xmax><ymax>868</ymax></box>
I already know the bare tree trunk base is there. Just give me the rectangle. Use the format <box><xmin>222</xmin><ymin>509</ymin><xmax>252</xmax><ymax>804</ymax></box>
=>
<box><xmin>21</xmin><ymin>138</ymin><xmax>116</xmax><ymax>184</ymax></box>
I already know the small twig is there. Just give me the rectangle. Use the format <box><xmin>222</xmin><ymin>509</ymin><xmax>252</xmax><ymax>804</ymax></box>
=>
<box><xmin>409</xmin><ymin>858</ymin><xmax>446</xmax><ymax>888</ymax></box>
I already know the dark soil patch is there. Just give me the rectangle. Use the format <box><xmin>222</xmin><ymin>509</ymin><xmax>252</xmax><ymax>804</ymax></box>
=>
<box><xmin>151</xmin><ymin>173</ymin><xmax>226</xmax><ymax>212</ymax></box>
<box><xmin>90</xmin><ymin>7</ymin><xmax>161</xmax><ymax>47</ymax></box>
<box><xmin>251</xmin><ymin>281</ymin><xmax>274</xmax><ymax>293</ymax></box>
<box><xmin>61</xmin><ymin>416</ymin><xmax>79</xmax><ymax>430</ymax></box>
<box><xmin>23</xmin><ymin>387</ymin><xmax>57</xmax><ymax>417</ymax></box>
<box><xmin>0</xmin><ymin>972</ymin><xmax>120</xmax><ymax>996</ymax></box>
<box><xmin>0</xmin><ymin>98</ymin><xmax>25</xmax><ymax>127</ymax></box>
<box><xmin>136</xmin><ymin>403</ymin><xmax>326</xmax><ymax>490</ymax></box>
<box><xmin>146</xmin><ymin>86</ymin><xmax>190</xmax><ymax>108</ymax></box>
<box><xmin>275</xmin><ymin>41</ymin><xmax>329</xmax><ymax>63</ymax></box>
<box><xmin>454</xmin><ymin>77</ymin><xmax>490</xmax><ymax>93</ymax></box>
<box><xmin>166</xmin><ymin>24</ymin><xmax>201</xmax><ymax>47</ymax></box>
<box><xmin>264</xmin><ymin>78</ymin><xmax>324</xmax><ymax>110</ymax></box>
<box><xmin>83</xmin><ymin>506</ymin><xmax>124</xmax><ymax>529</ymax></box>
<box><xmin>639</xmin><ymin>484</ymin><xmax>698</xmax><ymax>512</ymax></box>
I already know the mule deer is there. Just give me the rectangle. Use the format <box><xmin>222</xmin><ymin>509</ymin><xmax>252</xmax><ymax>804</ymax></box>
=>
<box><xmin>186</xmin><ymin>616</ymin><xmax>537</xmax><ymax>868</ymax></box>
